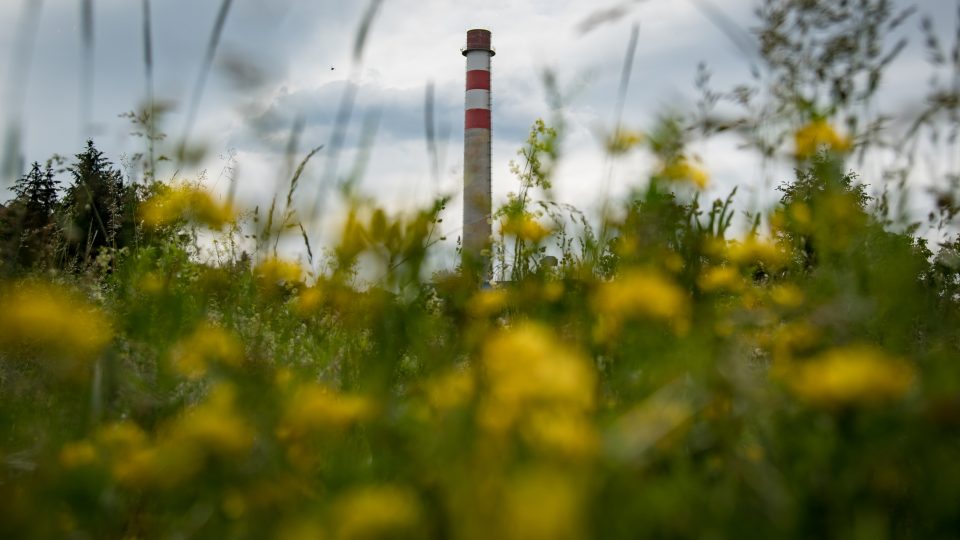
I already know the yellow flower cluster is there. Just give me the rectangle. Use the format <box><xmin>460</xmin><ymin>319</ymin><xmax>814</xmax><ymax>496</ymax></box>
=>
<box><xmin>278</xmin><ymin>383</ymin><xmax>376</xmax><ymax>439</ymax></box>
<box><xmin>698</xmin><ymin>265</ymin><xmax>744</xmax><ymax>293</ymax></box>
<box><xmin>794</xmin><ymin>119</ymin><xmax>852</xmax><ymax>159</ymax></box>
<box><xmin>0</xmin><ymin>281</ymin><xmax>112</xmax><ymax>368</ymax></box>
<box><xmin>170</xmin><ymin>322</ymin><xmax>243</xmax><ymax>379</ymax></box>
<box><xmin>467</xmin><ymin>288</ymin><xmax>510</xmax><ymax>318</ymax></box>
<box><xmin>725</xmin><ymin>236</ymin><xmax>789</xmax><ymax>268</ymax></box>
<box><xmin>141</xmin><ymin>183</ymin><xmax>235</xmax><ymax>230</ymax></box>
<box><xmin>605</xmin><ymin>128</ymin><xmax>644</xmax><ymax>155</ymax></box>
<box><xmin>659</xmin><ymin>155</ymin><xmax>709</xmax><ymax>188</ymax></box>
<box><xmin>501</xmin><ymin>468</ymin><xmax>587</xmax><ymax>540</ymax></box>
<box><xmin>785</xmin><ymin>345</ymin><xmax>915</xmax><ymax>408</ymax></box>
<box><xmin>592</xmin><ymin>269</ymin><xmax>690</xmax><ymax>336</ymax></box>
<box><xmin>332</xmin><ymin>485</ymin><xmax>423</xmax><ymax>540</ymax></box>
<box><xmin>63</xmin><ymin>384</ymin><xmax>255</xmax><ymax>490</ymax></box>
<box><xmin>480</xmin><ymin>323</ymin><xmax>598</xmax><ymax>459</ymax></box>
<box><xmin>500</xmin><ymin>215</ymin><xmax>551</xmax><ymax>243</ymax></box>
<box><xmin>255</xmin><ymin>257</ymin><xmax>304</xmax><ymax>286</ymax></box>
<box><xmin>422</xmin><ymin>368</ymin><xmax>475</xmax><ymax>412</ymax></box>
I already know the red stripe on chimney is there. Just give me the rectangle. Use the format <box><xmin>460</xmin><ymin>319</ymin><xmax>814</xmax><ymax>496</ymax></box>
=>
<box><xmin>466</xmin><ymin>70</ymin><xmax>490</xmax><ymax>90</ymax></box>
<box><xmin>465</xmin><ymin>109</ymin><xmax>491</xmax><ymax>130</ymax></box>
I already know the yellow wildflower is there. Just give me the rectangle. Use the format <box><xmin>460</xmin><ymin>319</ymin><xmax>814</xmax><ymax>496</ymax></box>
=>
<box><xmin>59</xmin><ymin>440</ymin><xmax>98</xmax><ymax>469</ymax></box>
<box><xmin>332</xmin><ymin>485</ymin><xmax>422</xmax><ymax>540</ymax></box>
<box><xmin>501</xmin><ymin>215</ymin><xmax>551</xmax><ymax>243</ymax></box>
<box><xmin>502</xmin><ymin>468</ymin><xmax>585</xmax><ymax>540</ymax></box>
<box><xmin>698</xmin><ymin>265</ymin><xmax>744</xmax><ymax>293</ymax></box>
<box><xmin>786</xmin><ymin>345</ymin><xmax>915</xmax><ymax>408</ymax></box>
<box><xmin>789</xmin><ymin>202</ymin><xmax>813</xmax><ymax>231</ymax></box>
<box><xmin>141</xmin><ymin>183</ymin><xmax>234</xmax><ymax>230</ymax></box>
<box><xmin>726</xmin><ymin>236</ymin><xmax>788</xmax><ymax>269</ymax></box>
<box><xmin>95</xmin><ymin>421</ymin><xmax>148</xmax><ymax>453</ymax></box>
<box><xmin>279</xmin><ymin>384</ymin><xmax>376</xmax><ymax>438</ymax></box>
<box><xmin>765</xmin><ymin>321</ymin><xmax>821</xmax><ymax>364</ymax></box>
<box><xmin>423</xmin><ymin>368</ymin><xmax>475</xmax><ymax>412</ymax></box>
<box><xmin>294</xmin><ymin>286</ymin><xmax>324</xmax><ymax>317</ymax></box>
<box><xmin>592</xmin><ymin>269</ymin><xmax>689</xmax><ymax>334</ymax></box>
<box><xmin>111</xmin><ymin>443</ymin><xmax>201</xmax><ymax>490</ymax></box>
<box><xmin>167</xmin><ymin>383</ymin><xmax>255</xmax><ymax>457</ymax></box>
<box><xmin>0</xmin><ymin>281</ymin><xmax>112</xmax><ymax>366</ymax></box>
<box><xmin>794</xmin><ymin>119</ymin><xmax>852</xmax><ymax>159</ymax></box>
<box><xmin>255</xmin><ymin>257</ymin><xmax>304</xmax><ymax>285</ymax></box>
<box><xmin>660</xmin><ymin>155</ymin><xmax>709</xmax><ymax>188</ymax></box>
<box><xmin>482</xmin><ymin>323</ymin><xmax>595</xmax><ymax>416</ymax></box>
<box><xmin>170</xmin><ymin>322</ymin><xmax>243</xmax><ymax>379</ymax></box>
<box><xmin>770</xmin><ymin>283</ymin><xmax>804</xmax><ymax>308</ymax></box>
<box><xmin>605</xmin><ymin>128</ymin><xmax>644</xmax><ymax>155</ymax></box>
<box><xmin>520</xmin><ymin>409</ymin><xmax>599</xmax><ymax>460</ymax></box>
<box><xmin>467</xmin><ymin>288</ymin><xmax>509</xmax><ymax>317</ymax></box>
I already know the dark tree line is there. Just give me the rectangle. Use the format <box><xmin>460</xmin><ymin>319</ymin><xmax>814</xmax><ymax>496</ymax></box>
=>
<box><xmin>0</xmin><ymin>140</ymin><xmax>141</xmax><ymax>275</ymax></box>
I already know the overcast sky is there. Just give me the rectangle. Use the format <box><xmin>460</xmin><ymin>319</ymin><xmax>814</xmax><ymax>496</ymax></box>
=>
<box><xmin>1</xmin><ymin>0</ymin><xmax>957</xmax><ymax>266</ymax></box>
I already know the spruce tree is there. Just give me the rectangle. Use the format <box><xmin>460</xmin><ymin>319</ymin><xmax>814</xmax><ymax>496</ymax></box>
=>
<box><xmin>61</xmin><ymin>140</ymin><xmax>132</xmax><ymax>267</ymax></box>
<box><xmin>0</xmin><ymin>162</ymin><xmax>61</xmax><ymax>272</ymax></box>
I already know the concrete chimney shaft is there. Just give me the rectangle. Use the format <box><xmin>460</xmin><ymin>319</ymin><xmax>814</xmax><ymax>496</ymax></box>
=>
<box><xmin>462</xmin><ymin>29</ymin><xmax>494</xmax><ymax>274</ymax></box>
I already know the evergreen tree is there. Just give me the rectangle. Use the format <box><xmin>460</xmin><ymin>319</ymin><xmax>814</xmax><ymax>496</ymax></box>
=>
<box><xmin>0</xmin><ymin>161</ymin><xmax>61</xmax><ymax>272</ymax></box>
<box><xmin>61</xmin><ymin>140</ymin><xmax>135</xmax><ymax>267</ymax></box>
<box><xmin>12</xmin><ymin>162</ymin><xmax>60</xmax><ymax>230</ymax></box>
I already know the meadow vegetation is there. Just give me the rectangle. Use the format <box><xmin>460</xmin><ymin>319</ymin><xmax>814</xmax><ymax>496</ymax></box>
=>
<box><xmin>2</xmin><ymin>0</ymin><xmax>960</xmax><ymax>538</ymax></box>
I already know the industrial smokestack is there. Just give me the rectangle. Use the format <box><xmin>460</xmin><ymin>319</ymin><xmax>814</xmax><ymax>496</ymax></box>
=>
<box><xmin>462</xmin><ymin>29</ymin><xmax>494</xmax><ymax>276</ymax></box>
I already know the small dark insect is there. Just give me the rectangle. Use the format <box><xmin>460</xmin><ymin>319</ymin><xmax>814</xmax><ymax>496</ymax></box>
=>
<box><xmin>330</xmin><ymin>67</ymin><xmax>335</xmax><ymax>70</ymax></box>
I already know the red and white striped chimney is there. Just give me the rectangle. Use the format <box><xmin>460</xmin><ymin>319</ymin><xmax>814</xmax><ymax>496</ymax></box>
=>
<box><xmin>462</xmin><ymin>29</ymin><xmax>494</xmax><ymax>273</ymax></box>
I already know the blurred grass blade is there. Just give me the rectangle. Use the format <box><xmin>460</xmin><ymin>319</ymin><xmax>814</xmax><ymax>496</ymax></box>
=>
<box><xmin>424</xmin><ymin>81</ymin><xmax>440</xmax><ymax>194</ymax></box>
<box><xmin>353</xmin><ymin>0</ymin><xmax>384</xmax><ymax>62</ymax></box>
<box><xmin>142</xmin><ymin>0</ymin><xmax>155</xmax><ymax>178</ymax></box>
<box><xmin>81</xmin><ymin>0</ymin><xmax>93</xmax><ymax>139</ymax></box>
<box><xmin>179</xmin><ymin>0</ymin><xmax>234</xmax><ymax>161</ymax></box>
<box><xmin>613</xmin><ymin>23</ymin><xmax>639</xmax><ymax>132</ymax></box>
<box><xmin>310</xmin><ymin>0</ymin><xmax>385</xmax><ymax>226</ymax></box>
<box><xmin>1</xmin><ymin>0</ymin><xmax>44</xmax><ymax>188</ymax></box>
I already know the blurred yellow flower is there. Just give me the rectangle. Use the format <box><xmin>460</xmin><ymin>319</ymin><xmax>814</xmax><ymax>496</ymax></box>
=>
<box><xmin>520</xmin><ymin>409</ymin><xmax>599</xmax><ymax>460</ymax></box>
<box><xmin>423</xmin><ymin>368</ymin><xmax>475</xmax><ymax>412</ymax></box>
<box><xmin>698</xmin><ymin>265</ymin><xmax>744</xmax><ymax>293</ymax></box>
<box><xmin>0</xmin><ymin>281</ymin><xmax>112</xmax><ymax>365</ymax></box>
<box><xmin>332</xmin><ymin>485</ymin><xmax>422</xmax><ymax>540</ymax></box>
<box><xmin>59</xmin><ymin>440</ymin><xmax>98</xmax><ymax>469</ymax></box>
<box><xmin>95</xmin><ymin>421</ymin><xmax>149</xmax><ymax>453</ymax></box>
<box><xmin>502</xmin><ymin>469</ymin><xmax>585</xmax><ymax>540</ymax></box>
<box><xmin>786</xmin><ymin>345</ymin><xmax>915</xmax><ymax>408</ymax></box>
<box><xmin>726</xmin><ymin>236</ymin><xmax>788</xmax><ymax>269</ymax></box>
<box><xmin>482</xmin><ymin>323</ymin><xmax>596</xmax><ymax>420</ymax></box>
<box><xmin>294</xmin><ymin>285</ymin><xmax>324</xmax><ymax>316</ymax></box>
<box><xmin>605</xmin><ymin>128</ymin><xmax>644</xmax><ymax>155</ymax></box>
<box><xmin>255</xmin><ymin>257</ymin><xmax>304</xmax><ymax>286</ymax></box>
<box><xmin>170</xmin><ymin>322</ymin><xmax>243</xmax><ymax>379</ymax></box>
<box><xmin>467</xmin><ymin>288</ymin><xmax>509</xmax><ymax>317</ymax></box>
<box><xmin>501</xmin><ymin>215</ymin><xmax>551</xmax><ymax>243</ymax></box>
<box><xmin>794</xmin><ymin>119</ymin><xmax>852</xmax><ymax>159</ymax></box>
<box><xmin>765</xmin><ymin>321</ymin><xmax>821</xmax><ymax>364</ymax></box>
<box><xmin>660</xmin><ymin>155</ymin><xmax>709</xmax><ymax>188</ymax></box>
<box><xmin>141</xmin><ymin>183</ymin><xmax>234</xmax><ymax>230</ymax></box>
<box><xmin>280</xmin><ymin>384</ymin><xmax>376</xmax><ymax>438</ymax></box>
<box><xmin>593</xmin><ymin>269</ymin><xmax>689</xmax><ymax>334</ymax></box>
<box><xmin>170</xmin><ymin>384</ymin><xmax>254</xmax><ymax>455</ymax></box>
<box><xmin>770</xmin><ymin>283</ymin><xmax>804</xmax><ymax>308</ymax></box>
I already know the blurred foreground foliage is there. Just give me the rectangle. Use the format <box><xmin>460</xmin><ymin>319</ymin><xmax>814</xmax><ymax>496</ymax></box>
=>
<box><xmin>3</xmin><ymin>0</ymin><xmax>960</xmax><ymax>538</ymax></box>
